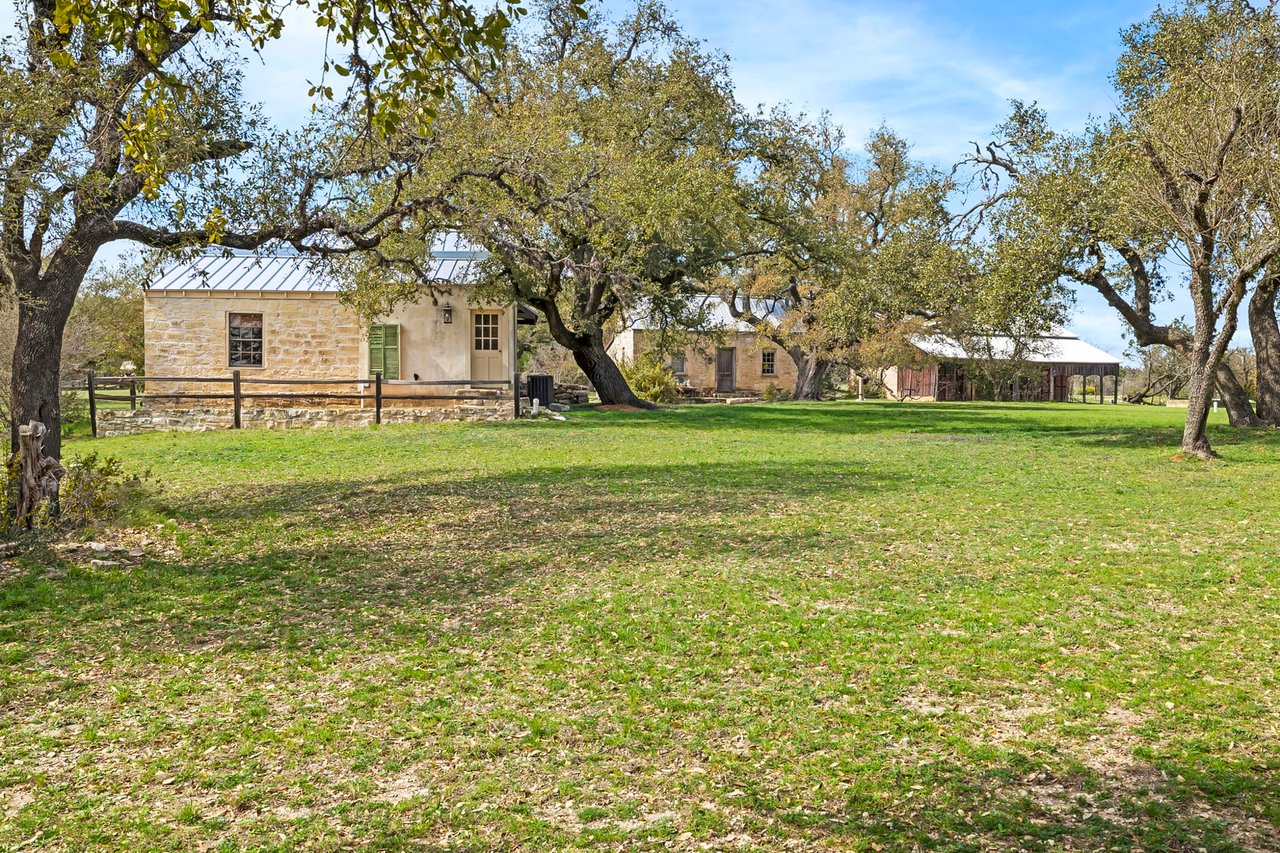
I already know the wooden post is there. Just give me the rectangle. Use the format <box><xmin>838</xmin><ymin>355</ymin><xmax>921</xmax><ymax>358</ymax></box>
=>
<box><xmin>232</xmin><ymin>370</ymin><xmax>242</xmax><ymax>429</ymax></box>
<box><xmin>1113</xmin><ymin>372</ymin><xmax>1119</xmax><ymax>405</ymax></box>
<box><xmin>129</xmin><ymin>378</ymin><xmax>137</xmax><ymax>410</ymax></box>
<box><xmin>1099</xmin><ymin>373</ymin><xmax>1104</xmax><ymax>405</ymax></box>
<box><xmin>86</xmin><ymin>369</ymin><xmax>97</xmax><ymax>438</ymax></box>
<box><xmin>513</xmin><ymin>370</ymin><xmax>521</xmax><ymax>418</ymax></box>
<box><xmin>374</xmin><ymin>370</ymin><xmax>383</xmax><ymax>425</ymax></box>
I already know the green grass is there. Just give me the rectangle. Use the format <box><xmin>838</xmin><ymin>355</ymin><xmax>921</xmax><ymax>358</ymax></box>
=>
<box><xmin>3</xmin><ymin>400</ymin><xmax>1280</xmax><ymax>851</ymax></box>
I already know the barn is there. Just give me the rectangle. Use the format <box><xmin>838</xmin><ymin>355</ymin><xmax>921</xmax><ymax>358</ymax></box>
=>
<box><xmin>882</xmin><ymin>327</ymin><xmax>1124</xmax><ymax>403</ymax></box>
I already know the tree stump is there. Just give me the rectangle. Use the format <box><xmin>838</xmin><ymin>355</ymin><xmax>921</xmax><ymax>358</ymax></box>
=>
<box><xmin>16</xmin><ymin>420</ymin><xmax>65</xmax><ymax>524</ymax></box>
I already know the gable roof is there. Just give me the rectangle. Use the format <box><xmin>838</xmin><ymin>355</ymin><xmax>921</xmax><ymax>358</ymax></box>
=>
<box><xmin>913</xmin><ymin>327</ymin><xmax>1122</xmax><ymax>366</ymax></box>
<box><xmin>624</xmin><ymin>296</ymin><xmax>787</xmax><ymax>333</ymax></box>
<box><xmin>147</xmin><ymin>245</ymin><xmax>486</xmax><ymax>293</ymax></box>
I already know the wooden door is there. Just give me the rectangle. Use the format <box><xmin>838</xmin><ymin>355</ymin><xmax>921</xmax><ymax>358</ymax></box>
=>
<box><xmin>715</xmin><ymin>347</ymin><xmax>736</xmax><ymax>393</ymax></box>
<box><xmin>471</xmin><ymin>311</ymin><xmax>504</xmax><ymax>382</ymax></box>
<box><xmin>1052</xmin><ymin>374</ymin><xmax>1068</xmax><ymax>402</ymax></box>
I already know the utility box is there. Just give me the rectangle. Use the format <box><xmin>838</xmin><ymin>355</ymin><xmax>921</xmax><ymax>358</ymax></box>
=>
<box><xmin>527</xmin><ymin>373</ymin><xmax>555</xmax><ymax>407</ymax></box>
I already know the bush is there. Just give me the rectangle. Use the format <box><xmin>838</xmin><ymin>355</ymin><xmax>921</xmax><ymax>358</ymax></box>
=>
<box><xmin>59</xmin><ymin>453</ymin><xmax>148</xmax><ymax>528</ymax></box>
<box><xmin>619</xmin><ymin>356</ymin><xmax>680</xmax><ymax>404</ymax></box>
<box><xmin>61</xmin><ymin>389</ymin><xmax>89</xmax><ymax>435</ymax></box>
<box><xmin>761</xmin><ymin>381</ymin><xmax>791</xmax><ymax>403</ymax></box>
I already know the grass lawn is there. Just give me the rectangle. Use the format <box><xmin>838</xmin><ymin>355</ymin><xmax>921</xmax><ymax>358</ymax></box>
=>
<box><xmin>2</xmin><ymin>401</ymin><xmax>1279</xmax><ymax>851</ymax></box>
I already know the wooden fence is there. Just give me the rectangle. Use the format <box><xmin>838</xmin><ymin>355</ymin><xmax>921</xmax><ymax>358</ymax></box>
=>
<box><xmin>81</xmin><ymin>370</ymin><xmax>519</xmax><ymax>438</ymax></box>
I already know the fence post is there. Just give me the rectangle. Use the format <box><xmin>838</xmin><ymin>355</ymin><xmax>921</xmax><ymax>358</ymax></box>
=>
<box><xmin>512</xmin><ymin>370</ymin><xmax>520</xmax><ymax>418</ymax></box>
<box><xmin>232</xmin><ymin>370</ymin><xmax>242</xmax><ymax>429</ymax></box>
<box><xmin>129</xmin><ymin>379</ymin><xmax>137</xmax><ymax>410</ymax></box>
<box><xmin>86</xmin><ymin>369</ymin><xmax>98</xmax><ymax>438</ymax></box>
<box><xmin>374</xmin><ymin>370</ymin><xmax>382</xmax><ymax>425</ymax></box>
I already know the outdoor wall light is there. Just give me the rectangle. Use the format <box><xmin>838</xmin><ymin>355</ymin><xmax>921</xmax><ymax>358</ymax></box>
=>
<box><xmin>442</xmin><ymin>303</ymin><xmax>454</xmax><ymax>324</ymax></box>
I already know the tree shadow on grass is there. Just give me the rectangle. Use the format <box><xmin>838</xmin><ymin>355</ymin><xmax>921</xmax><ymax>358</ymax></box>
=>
<box><xmin>568</xmin><ymin>402</ymin><xmax>1280</xmax><ymax>457</ymax></box>
<box><xmin>725</xmin><ymin>740</ymin><xmax>1280</xmax><ymax>850</ymax></box>
<box><xmin>572</xmin><ymin>400</ymin><xmax>1161</xmax><ymax>439</ymax></box>
<box><xmin>0</xmin><ymin>457</ymin><xmax>906</xmax><ymax>655</ymax></box>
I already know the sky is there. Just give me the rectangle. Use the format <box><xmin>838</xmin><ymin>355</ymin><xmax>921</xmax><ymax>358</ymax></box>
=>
<box><xmin>657</xmin><ymin>0</ymin><xmax>1163</xmax><ymax>356</ymax></box>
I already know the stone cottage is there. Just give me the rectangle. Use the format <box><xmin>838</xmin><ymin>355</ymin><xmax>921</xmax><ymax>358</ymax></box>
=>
<box><xmin>100</xmin><ymin>245</ymin><xmax>531</xmax><ymax>435</ymax></box>
<box><xmin>607</xmin><ymin>300</ymin><xmax>799</xmax><ymax>396</ymax></box>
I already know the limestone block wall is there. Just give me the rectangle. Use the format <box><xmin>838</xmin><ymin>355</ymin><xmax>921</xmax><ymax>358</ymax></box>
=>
<box><xmin>608</xmin><ymin>329</ymin><xmax>800</xmax><ymax>394</ymax></box>
<box><xmin>143</xmin><ymin>292</ymin><xmax>362</xmax><ymax>399</ymax></box>
<box><xmin>97</xmin><ymin>400</ymin><xmax>518</xmax><ymax>437</ymax></box>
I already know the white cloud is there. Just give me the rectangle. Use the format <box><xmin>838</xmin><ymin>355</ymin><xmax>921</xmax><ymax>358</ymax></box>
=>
<box><xmin>669</xmin><ymin>0</ymin><xmax>1123</xmax><ymax>161</ymax></box>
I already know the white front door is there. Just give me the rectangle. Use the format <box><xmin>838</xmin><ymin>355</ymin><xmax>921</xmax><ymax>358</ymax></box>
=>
<box><xmin>471</xmin><ymin>311</ymin><xmax>504</xmax><ymax>381</ymax></box>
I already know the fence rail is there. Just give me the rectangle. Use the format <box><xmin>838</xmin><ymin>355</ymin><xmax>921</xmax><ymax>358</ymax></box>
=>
<box><xmin>75</xmin><ymin>370</ymin><xmax>519</xmax><ymax>437</ymax></box>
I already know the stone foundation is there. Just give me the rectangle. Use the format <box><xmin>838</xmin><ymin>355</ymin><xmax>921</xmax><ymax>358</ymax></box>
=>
<box><xmin>97</xmin><ymin>401</ymin><xmax>519</xmax><ymax>437</ymax></box>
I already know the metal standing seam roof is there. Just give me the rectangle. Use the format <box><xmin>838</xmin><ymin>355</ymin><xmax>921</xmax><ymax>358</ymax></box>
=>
<box><xmin>912</xmin><ymin>328</ymin><xmax>1123</xmax><ymax>366</ymax></box>
<box><xmin>624</xmin><ymin>297</ymin><xmax>786</xmax><ymax>333</ymax></box>
<box><xmin>147</xmin><ymin>250</ymin><xmax>485</xmax><ymax>293</ymax></box>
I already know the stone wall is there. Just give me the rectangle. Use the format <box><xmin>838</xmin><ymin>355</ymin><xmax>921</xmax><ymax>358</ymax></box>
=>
<box><xmin>144</xmin><ymin>291</ymin><xmax>363</xmax><ymax>396</ymax></box>
<box><xmin>97</xmin><ymin>400</ymin><xmax>518</xmax><ymax>437</ymax></box>
<box><xmin>144</xmin><ymin>288</ymin><xmax>518</xmax><ymax>394</ymax></box>
<box><xmin>609</xmin><ymin>329</ymin><xmax>800</xmax><ymax>395</ymax></box>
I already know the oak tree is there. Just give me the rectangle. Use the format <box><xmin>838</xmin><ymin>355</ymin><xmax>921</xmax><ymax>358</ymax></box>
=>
<box><xmin>359</xmin><ymin>1</ymin><xmax>747</xmax><ymax>407</ymax></box>
<box><xmin>968</xmin><ymin>1</ymin><xmax>1280</xmax><ymax>456</ymax></box>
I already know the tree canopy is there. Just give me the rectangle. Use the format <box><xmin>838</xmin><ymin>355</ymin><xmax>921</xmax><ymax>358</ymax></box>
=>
<box><xmin>344</xmin><ymin>1</ymin><xmax>750</xmax><ymax>406</ymax></box>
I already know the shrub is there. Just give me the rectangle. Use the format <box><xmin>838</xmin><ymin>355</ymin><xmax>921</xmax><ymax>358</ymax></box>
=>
<box><xmin>61</xmin><ymin>389</ymin><xmax>89</xmax><ymax>435</ymax></box>
<box><xmin>619</xmin><ymin>356</ymin><xmax>680</xmax><ymax>404</ymax></box>
<box><xmin>761</xmin><ymin>381</ymin><xmax>791</xmax><ymax>403</ymax></box>
<box><xmin>59</xmin><ymin>453</ymin><xmax>148</xmax><ymax>528</ymax></box>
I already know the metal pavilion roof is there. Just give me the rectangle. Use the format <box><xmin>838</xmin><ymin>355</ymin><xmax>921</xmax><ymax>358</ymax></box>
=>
<box><xmin>912</xmin><ymin>327</ymin><xmax>1122</xmax><ymax>366</ymax></box>
<box><xmin>147</xmin><ymin>247</ymin><xmax>485</xmax><ymax>293</ymax></box>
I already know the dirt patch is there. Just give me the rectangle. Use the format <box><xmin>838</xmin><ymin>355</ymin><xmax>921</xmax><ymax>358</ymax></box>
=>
<box><xmin>376</xmin><ymin>768</ymin><xmax>431</xmax><ymax>804</ymax></box>
<box><xmin>1</xmin><ymin>787</ymin><xmax>34</xmax><ymax>820</ymax></box>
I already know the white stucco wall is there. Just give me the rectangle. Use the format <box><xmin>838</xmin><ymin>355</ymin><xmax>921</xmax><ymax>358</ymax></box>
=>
<box><xmin>360</xmin><ymin>289</ymin><xmax>516</xmax><ymax>383</ymax></box>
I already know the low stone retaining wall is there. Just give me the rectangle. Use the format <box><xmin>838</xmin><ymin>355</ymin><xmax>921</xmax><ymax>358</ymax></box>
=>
<box><xmin>97</xmin><ymin>401</ymin><xmax>518</xmax><ymax>437</ymax></box>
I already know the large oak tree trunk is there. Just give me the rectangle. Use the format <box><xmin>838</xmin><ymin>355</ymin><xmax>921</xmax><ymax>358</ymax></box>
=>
<box><xmin>1216</xmin><ymin>362</ymin><xmax>1265</xmax><ymax>428</ymax></box>
<box><xmin>530</xmin><ymin>296</ymin><xmax>654</xmax><ymax>408</ymax></box>
<box><xmin>1250</xmin><ymin>275</ymin><xmax>1280</xmax><ymax>426</ymax></box>
<box><xmin>788</xmin><ymin>348</ymin><xmax>829</xmax><ymax>401</ymax></box>
<box><xmin>572</xmin><ymin>335</ymin><xmax>655</xmax><ymax>408</ymax></box>
<box><xmin>10</xmin><ymin>270</ymin><xmax>80</xmax><ymax>463</ymax></box>
<box><xmin>1181</xmin><ymin>355</ymin><xmax>1217</xmax><ymax>459</ymax></box>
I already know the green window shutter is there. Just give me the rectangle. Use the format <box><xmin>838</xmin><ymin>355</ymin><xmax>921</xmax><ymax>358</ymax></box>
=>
<box><xmin>368</xmin><ymin>325</ymin><xmax>384</xmax><ymax>378</ymax></box>
<box><xmin>369</xmin><ymin>324</ymin><xmax>400</xmax><ymax>380</ymax></box>
<box><xmin>382</xmin><ymin>325</ymin><xmax>400</xmax><ymax>380</ymax></box>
